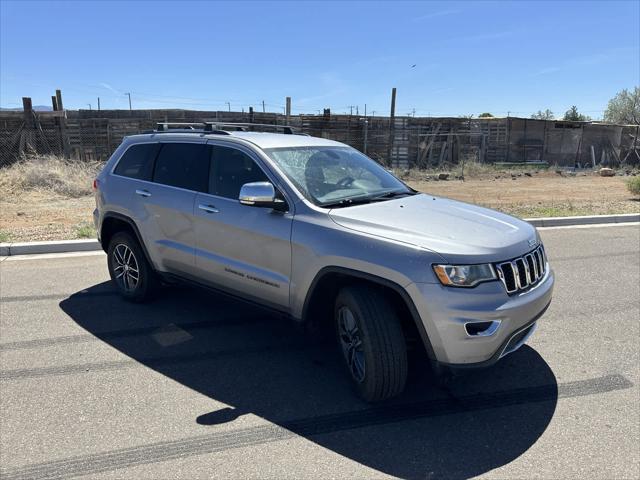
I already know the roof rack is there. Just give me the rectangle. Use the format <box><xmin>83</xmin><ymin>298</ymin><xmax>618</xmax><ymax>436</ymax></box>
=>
<box><xmin>154</xmin><ymin>122</ymin><xmax>231</xmax><ymax>135</ymax></box>
<box><xmin>203</xmin><ymin>122</ymin><xmax>298</xmax><ymax>135</ymax></box>
<box><xmin>153</xmin><ymin>122</ymin><xmax>301</xmax><ymax>135</ymax></box>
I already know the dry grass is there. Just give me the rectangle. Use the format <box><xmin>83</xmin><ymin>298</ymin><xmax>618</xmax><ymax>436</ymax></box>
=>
<box><xmin>627</xmin><ymin>176</ymin><xmax>640</xmax><ymax>196</ymax></box>
<box><xmin>0</xmin><ymin>156</ymin><xmax>102</xmax><ymax>242</ymax></box>
<box><xmin>0</xmin><ymin>155</ymin><xmax>102</xmax><ymax>199</ymax></box>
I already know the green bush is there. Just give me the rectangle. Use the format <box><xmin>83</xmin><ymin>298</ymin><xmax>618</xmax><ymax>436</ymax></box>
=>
<box><xmin>627</xmin><ymin>176</ymin><xmax>640</xmax><ymax>196</ymax></box>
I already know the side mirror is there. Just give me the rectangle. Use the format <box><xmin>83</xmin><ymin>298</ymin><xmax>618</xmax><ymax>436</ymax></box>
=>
<box><xmin>239</xmin><ymin>182</ymin><xmax>287</xmax><ymax>211</ymax></box>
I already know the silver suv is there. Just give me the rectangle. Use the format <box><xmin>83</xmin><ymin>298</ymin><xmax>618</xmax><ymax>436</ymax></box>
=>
<box><xmin>93</xmin><ymin>122</ymin><xmax>554</xmax><ymax>402</ymax></box>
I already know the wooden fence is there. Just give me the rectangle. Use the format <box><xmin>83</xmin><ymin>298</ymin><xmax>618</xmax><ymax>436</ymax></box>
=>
<box><xmin>1</xmin><ymin>108</ymin><xmax>638</xmax><ymax>168</ymax></box>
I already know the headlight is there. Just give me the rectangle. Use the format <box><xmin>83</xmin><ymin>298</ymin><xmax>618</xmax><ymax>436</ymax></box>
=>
<box><xmin>433</xmin><ymin>264</ymin><xmax>497</xmax><ymax>287</ymax></box>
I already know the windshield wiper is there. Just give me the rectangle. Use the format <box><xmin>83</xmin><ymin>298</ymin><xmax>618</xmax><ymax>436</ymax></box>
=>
<box><xmin>370</xmin><ymin>189</ymin><xmax>417</xmax><ymax>200</ymax></box>
<box><xmin>320</xmin><ymin>190</ymin><xmax>417</xmax><ymax>208</ymax></box>
<box><xmin>320</xmin><ymin>197</ymin><xmax>376</xmax><ymax>208</ymax></box>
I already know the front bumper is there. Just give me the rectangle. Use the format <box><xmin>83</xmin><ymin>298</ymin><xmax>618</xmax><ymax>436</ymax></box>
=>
<box><xmin>405</xmin><ymin>267</ymin><xmax>554</xmax><ymax>366</ymax></box>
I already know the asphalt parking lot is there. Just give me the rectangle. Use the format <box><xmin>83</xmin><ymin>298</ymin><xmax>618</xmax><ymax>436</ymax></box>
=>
<box><xmin>1</xmin><ymin>224</ymin><xmax>638</xmax><ymax>480</ymax></box>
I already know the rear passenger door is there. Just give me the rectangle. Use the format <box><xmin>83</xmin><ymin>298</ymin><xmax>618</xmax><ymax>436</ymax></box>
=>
<box><xmin>127</xmin><ymin>140</ymin><xmax>208</xmax><ymax>275</ymax></box>
<box><xmin>193</xmin><ymin>143</ymin><xmax>293</xmax><ymax>310</ymax></box>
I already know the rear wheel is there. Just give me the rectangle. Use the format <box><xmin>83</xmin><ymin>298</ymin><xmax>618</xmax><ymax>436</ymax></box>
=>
<box><xmin>107</xmin><ymin>231</ymin><xmax>158</xmax><ymax>302</ymax></box>
<box><xmin>335</xmin><ymin>285</ymin><xmax>408</xmax><ymax>402</ymax></box>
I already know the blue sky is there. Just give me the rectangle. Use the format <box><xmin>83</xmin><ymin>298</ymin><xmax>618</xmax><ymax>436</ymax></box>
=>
<box><xmin>1</xmin><ymin>0</ymin><xmax>638</xmax><ymax>118</ymax></box>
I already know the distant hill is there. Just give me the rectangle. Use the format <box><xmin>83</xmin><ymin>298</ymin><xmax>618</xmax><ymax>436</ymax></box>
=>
<box><xmin>0</xmin><ymin>105</ymin><xmax>54</xmax><ymax>111</ymax></box>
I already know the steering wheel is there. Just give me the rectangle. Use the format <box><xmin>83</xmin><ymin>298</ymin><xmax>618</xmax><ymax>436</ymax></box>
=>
<box><xmin>336</xmin><ymin>176</ymin><xmax>355</xmax><ymax>187</ymax></box>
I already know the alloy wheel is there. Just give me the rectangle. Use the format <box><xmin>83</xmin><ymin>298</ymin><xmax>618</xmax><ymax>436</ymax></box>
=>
<box><xmin>337</xmin><ymin>306</ymin><xmax>366</xmax><ymax>383</ymax></box>
<box><xmin>112</xmin><ymin>244</ymin><xmax>140</xmax><ymax>293</ymax></box>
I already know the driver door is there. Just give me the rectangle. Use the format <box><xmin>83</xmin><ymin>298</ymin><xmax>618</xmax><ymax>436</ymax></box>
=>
<box><xmin>193</xmin><ymin>143</ymin><xmax>293</xmax><ymax>310</ymax></box>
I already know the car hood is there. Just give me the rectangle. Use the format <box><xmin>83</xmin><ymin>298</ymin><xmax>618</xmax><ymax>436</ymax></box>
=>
<box><xmin>328</xmin><ymin>194</ymin><xmax>538</xmax><ymax>264</ymax></box>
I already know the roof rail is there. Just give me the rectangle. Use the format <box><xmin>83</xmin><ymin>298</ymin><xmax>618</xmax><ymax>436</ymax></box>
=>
<box><xmin>156</xmin><ymin>122</ymin><xmax>203</xmax><ymax>131</ymax></box>
<box><xmin>153</xmin><ymin>121</ymin><xmax>301</xmax><ymax>135</ymax></box>
<box><xmin>203</xmin><ymin>122</ymin><xmax>298</xmax><ymax>135</ymax></box>
<box><xmin>154</xmin><ymin>122</ymin><xmax>231</xmax><ymax>135</ymax></box>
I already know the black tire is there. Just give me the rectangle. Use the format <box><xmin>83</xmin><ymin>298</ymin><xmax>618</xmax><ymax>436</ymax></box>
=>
<box><xmin>335</xmin><ymin>285</ymin><xmax>408</xmax><ymax>402</ymax></box>
<box><xmin>107</xmin><ymin>231</ymin><xmax>158</xmax><ymax>302</ymax></box>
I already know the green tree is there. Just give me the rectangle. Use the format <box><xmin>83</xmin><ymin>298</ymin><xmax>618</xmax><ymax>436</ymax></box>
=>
<box><xmin>603</xmin><ymin>87</ymin><xmax>639</xmax><ymax>125</ymax></box>
<box><xmin>531</xmin><ymin>109</ymin><xmax>554</xmax><ymax>120</ymax></box>
<box><xmin>478</xmin><ymin>112</ymin><xmax>494</xmax><ymax>118</ymax></box>
<box><xmin>563</xmin><ymin>106</ymin><xmax>591</xmax><ymax>122</ymax></box>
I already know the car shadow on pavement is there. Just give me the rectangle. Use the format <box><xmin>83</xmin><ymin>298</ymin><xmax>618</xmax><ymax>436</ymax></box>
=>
<box><xmin>60</xmin><ymin>282</ymin><xmax>558</xmax><ymax>480</ymax></box>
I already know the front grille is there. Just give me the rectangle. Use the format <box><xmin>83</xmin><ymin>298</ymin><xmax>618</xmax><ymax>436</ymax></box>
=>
<box><xmin>495</xmin><ymin>245</ymin><xmax>546</xmax><ymax>294</ymax></box>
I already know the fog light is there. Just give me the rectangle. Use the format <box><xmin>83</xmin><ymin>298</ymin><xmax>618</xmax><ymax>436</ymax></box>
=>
<box><xmin>465</xmin><ymin>320</ymin><xmax>501</xmax><ymax>337</ymax></box>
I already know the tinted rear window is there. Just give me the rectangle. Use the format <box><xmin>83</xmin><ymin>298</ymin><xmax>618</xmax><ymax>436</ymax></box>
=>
<box><xmin>114</xmin><ymin>143</ymin><xmax>159</xmax><ymax>180</ymax></box>
<box><xmin>152</xmin><ymin>143</ymin><xmax>208</xmax><ymax>192</ymax></box>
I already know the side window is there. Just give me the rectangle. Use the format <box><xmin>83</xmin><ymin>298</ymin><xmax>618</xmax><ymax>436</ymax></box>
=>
<box><xmin>209</xmin><ymin>145</ymin><xmax>269</xmax><ymax>199</ymax></box>
<box><xmin>152</xmin><ymin>143</ymin><xmax>208</xmax><ymax>192</ymax></box>
<box><xmin>113</xmin><ymin>143</ymin><xmax>159</xmax><ymax>180</ymax></box>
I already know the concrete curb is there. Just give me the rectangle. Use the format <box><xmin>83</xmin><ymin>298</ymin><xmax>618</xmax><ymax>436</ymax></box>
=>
<box><xmin>524</xmin><ymin>213</ymin><xmax>640</xmax><ymax>227</ymax></box>
<box><xmin>1</xmin><ymin>213</ymin><xmax>638</xmax><ymax>257</ymax></box>
<box><xmin>0</xmin><ymin>239</ymin><xmax>101</xmax><ymax>257</ymax></box>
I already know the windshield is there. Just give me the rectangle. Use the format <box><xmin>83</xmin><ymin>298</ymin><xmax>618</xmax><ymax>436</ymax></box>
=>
<box><xmin>263</xmin><ymin>146</ymin><xmax>412</xmax><ymax>207</ymax></box>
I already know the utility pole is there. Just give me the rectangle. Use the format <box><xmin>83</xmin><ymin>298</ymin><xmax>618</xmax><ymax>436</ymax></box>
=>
<box><xmin>356</xmin><ymin>106</ymin><xmax>359</xmax><ymax>115</ymax></box>
<box><xmin>262</xmin><ymin>100</ymin><xmax>265</xmax><ymax>113</ymax></box>
<box><xmin>364</xmin><ymin>104</ymin><xmax>367</xmax><ymax>118</ymax></box>
<box><xmin>285</xmin><ymin>96</ymin><xmax>291</xmax><ymax>123</ymax></box>
<box><xmin>226</xmin><ymin>101</ymin><xmax>231</xmax><ymax>112</ymax></box>
<box><xmin>97</xmin><ymin>97</ymin><xmax>101</xmax><ymax>111</ymax></box>
<box><xmin>125</xmin><ymin>92</ymin><xmax>132</xmax><ymax>110</ymax></box>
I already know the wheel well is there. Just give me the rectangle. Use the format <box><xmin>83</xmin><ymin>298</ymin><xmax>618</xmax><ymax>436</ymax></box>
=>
<box><xmin>100</xmin><ymin>216</ymin><xmax>137</xmax><ymax>252</ymax></box>
<box><xmin>303</xmin><ymin>272</ymin><xmax>426</xmax><ymax>355</ymax></box>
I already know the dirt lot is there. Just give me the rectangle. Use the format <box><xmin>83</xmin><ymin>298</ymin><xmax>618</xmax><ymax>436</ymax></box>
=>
<box><xmin>1</xmin><ymin>166</ymin><xmax>639</xmax><ymax>242</ymax></box>
<box><xmin>407</xmin><ymin>173</ymin><xmax>640</xmax><ymax>218</ymax></box>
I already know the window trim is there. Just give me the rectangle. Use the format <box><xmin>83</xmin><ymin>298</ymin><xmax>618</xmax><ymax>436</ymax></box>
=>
<box><xmin>110</xmin><ymin>138</ymin><xmax>294</xmax><ymax>211</ymax></box>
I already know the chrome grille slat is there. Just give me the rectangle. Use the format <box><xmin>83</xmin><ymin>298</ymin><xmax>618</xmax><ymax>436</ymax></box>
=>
<box><xmin>526</xmin><ymin>254</ymin><xmax>537</xmax><ymax>281</ymax></box>
<box><xmin>495</xmin><ymin>245</ymin><xmax>546</xmax><ymax>295</ymax></box>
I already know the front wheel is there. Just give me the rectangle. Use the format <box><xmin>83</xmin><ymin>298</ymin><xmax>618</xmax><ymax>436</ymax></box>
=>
<box><xmin>335</xmin><ymin>285</ymin><xmax>408</xmax><ymax>402</ymax></box>
<box><xmin>107</xmin><ymin>231</ymin><xmax>158</xmax><ymax>302</ymax></box>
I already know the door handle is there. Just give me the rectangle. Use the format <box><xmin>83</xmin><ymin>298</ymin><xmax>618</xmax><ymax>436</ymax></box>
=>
<box><xmin>198</xmin><ymin>204</ymin><xmax>219</xmax><ymax>214</ymax></box>
<box><xmin>135</xmin><ymin>189</ymin><xmax>151</xmax><ymax>198</ymax></box>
